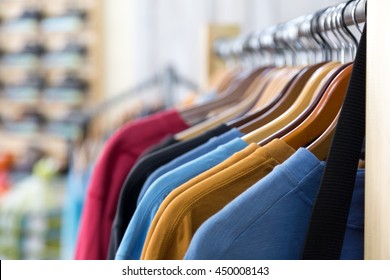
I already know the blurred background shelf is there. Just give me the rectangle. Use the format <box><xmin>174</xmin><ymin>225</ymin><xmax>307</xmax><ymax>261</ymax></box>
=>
<box><xmin>0</xmin><ymin>131</ymin><xmax>69</xmax><ymax>167</ymax></box>
<box><xmin>0</xmin><ymin>0</ymin><xmax>103</xmax><ymax>173</ymax></box>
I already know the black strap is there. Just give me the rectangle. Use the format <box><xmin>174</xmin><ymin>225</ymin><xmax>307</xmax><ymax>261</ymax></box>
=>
<box><xmin>302</xmin><ymin>24</ymin><xmax>366</xmax><ymax>260</ymax></box>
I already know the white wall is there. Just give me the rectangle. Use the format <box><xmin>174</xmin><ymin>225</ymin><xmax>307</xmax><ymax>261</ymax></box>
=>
<box><xmin>103</xmin><ymin>0</ymin><xmax>346</xmax><ymax>99</ymax></box>
<box><xmin>102</xmin><ymin>0</ymin><xmax>134</xmax><ymax>98</ymax></box>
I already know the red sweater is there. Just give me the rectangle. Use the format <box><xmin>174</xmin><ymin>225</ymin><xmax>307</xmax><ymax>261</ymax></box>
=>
<box><xmin>74</xmin><ymin>110</ymin><xmax>189</xmax><ymax>259</ymax></box>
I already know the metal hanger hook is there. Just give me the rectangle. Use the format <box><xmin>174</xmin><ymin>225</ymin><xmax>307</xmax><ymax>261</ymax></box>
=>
<box><xmin>352</xmin><ymin>0</ymin><xmax>364</xmax><ymax>34</ymax></box>
<box><xmin>314</xmin><ymin>8</ymin><xmax>332</xmax><ymax>61</ymax></box>
<box><xmin>320</xmin><ymin>7</ymin><xmax>338</xmax><ymax>60</ymax></box>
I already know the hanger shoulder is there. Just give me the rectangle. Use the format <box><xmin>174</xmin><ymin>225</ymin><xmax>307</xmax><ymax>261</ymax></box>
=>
<box><xmin>238</xmin><ymin>62</ymin><xmax>327</xmax><ymax>133</ymax></box>
<box><xmin>228</xmin><ymin>68</ymin><xmax>300</xmax><ymax>128</ymax></box>
<box><xmin>180</xmin><ymin>67</ymin><xmax>269</xmax><ymax>124</ymax></box>
<box><xmin>249</xmin><ymin>67</ymin><xmax>301</xmax><ymax>113</ymax></box>
<box><xmin>176</xmin><ymin>68</ymin><xmax>273</xmax><ymax>141</ymax></box>
<box><xmin>242</xmin><ymin>62</ymin><xmax>340</xmax><ymax>144</ymax></box>
<box><xmin>210</xmin><ymin>68</ymin><xmax>239</xmax><ymax>93</ymax></box>
<box><xmin>260</xmin><ymin>63</ymin><xmax>349</xmax><ymax>145</ymax></box>
<box><xmin>281</xmin><ymin>64</ymin><xmax>353</xmax><ymax>150</ymax></box>
<box><xmin>308</xmin><ymin>109</ymin><xmax>340</xmax><ymax>161</ymax></box>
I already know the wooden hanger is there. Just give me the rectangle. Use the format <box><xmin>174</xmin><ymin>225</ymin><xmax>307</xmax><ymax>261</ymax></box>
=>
<box><xmin>307</xmin><ymin>109</ymin><xmax>340</xmax><ymax>161</ymax></box>
<box><xmin>210</xmin><ymin>68</ymin><xmax>241</xmax><ymax>93</ymax></box>
<box><xmin>242</xmin><ymin>61</ymin><xmax>340</xmax><ymax>144</ymax></box>
<box><xmin>280</xmin><ymin>64</ymin><xmax>353</xmax><ymax>150</ymax></box>
<box><xmin>237</xmin><ymin>62</ymin><xmax>328</xmax><ymax>133</ymax></box>
<box><xmin>248</xmin><ymin>67</ymin><xmax>303</xmax><ymax>113</ymax></box>
<box><xmin>179</xmin><ymin>67</ymin><xmax>269</xmax><ymax>125</ymax></box>
<box><xmin>175</xmin><ymin>67</ymin><xmax>281</xmax><ymax>141</ymax></box>
<box><xmin>218</xmin><ymin>67</ymin><xmax>300</xmax><ymax>119</ymax></box>
<box><xmin>203</xmin><ymin>67</ymin><xmax>280</xmax><ymax>118</ymax></box>
<box><xmin>260</xmin><ymin>63</ymin><xmax>350</xmax><ymax>145</ymax></box>
<box><xmin>229</xmin><ymin>63</ymin><xmax>326</xmax><ymax>128</ymax></box>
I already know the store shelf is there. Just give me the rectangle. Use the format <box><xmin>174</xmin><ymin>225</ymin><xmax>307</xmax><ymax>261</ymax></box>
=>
<box><xmin>0</xmin><ymin>0</ymin><xmax>104</xmax><ymax>168</ymax></box>
<box><xmin>0</xmin><ymin>131</ymin><xmax>69</xmax><ymax>165</ymax></box>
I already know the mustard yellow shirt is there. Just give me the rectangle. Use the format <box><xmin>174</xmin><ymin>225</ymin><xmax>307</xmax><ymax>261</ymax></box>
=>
<box><xmin>141</xmin><ymin>139</ymin><xmax>295</xmax><ymax>260</ymax></box>
<box><xmin>141</xmin><ymin>143</ymin><xmax>259</xmax><ymax>258</ymax></box>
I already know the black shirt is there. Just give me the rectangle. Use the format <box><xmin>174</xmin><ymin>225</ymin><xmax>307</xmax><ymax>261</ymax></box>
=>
<box><xmin>107</xmin><ymin>124</ymin><xmax>231</xmax><ymax>259</ymax></box>
<box><xmin>139</xmin><ymin>135</ymin><xmax>178</xmax><ymax>158</ymax></box>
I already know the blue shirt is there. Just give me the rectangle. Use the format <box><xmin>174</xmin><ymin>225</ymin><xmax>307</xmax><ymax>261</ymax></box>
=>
<box><xmin>115</xmin><ymin>137</ymin><xmax>248</xmax><ymax>260</ymax></box>
<box><xmin>184</xmin><ymin>148</ymin><xmax>364</xmax><ymax>260</ymax></box>
<box><xmin>61</xmin><ymin>165</ymin><xmax>92</xmax><ymax>259</ymax></box>
<box><xmin>137</xmin><ymin>128</ymin><xmax>244</xmax><ymax>204</ymax></box>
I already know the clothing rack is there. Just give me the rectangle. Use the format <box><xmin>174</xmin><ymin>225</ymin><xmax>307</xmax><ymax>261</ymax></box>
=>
<box><xmin>87</xmin><ymin>66</ymin><xmax>198</xmax><ymax>120</ymax></box>
<box><xmin>214</xmin><ymin>0</ymin><xmax>390</xmax><ymax>260</ymax></box>
<box><xmin>63</xmin><ymin>66</ymin><xmax>199</xmax><ymax>140</ymax></box>
<box><xmin>214</xmin><ymin>0</ymin><xmax>366</xmax><ymax>66</ymax></box>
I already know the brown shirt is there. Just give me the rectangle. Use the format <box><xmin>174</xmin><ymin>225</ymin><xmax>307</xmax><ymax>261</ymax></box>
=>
<box><xmin>141</xmin><ymin>139</ymin><xmax>295</xmax><ymax>260</ymax></box>
<box><xmin>141</xmin><ymin>143</ymin><xmax>259</xmax><ymax>258</ymax></box>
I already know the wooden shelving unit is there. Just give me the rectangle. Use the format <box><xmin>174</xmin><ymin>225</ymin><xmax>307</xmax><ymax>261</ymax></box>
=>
<box><xmin>0</xmin><ymin>0</ymin><xmax>103</xmax><ymax>166</ymax></box>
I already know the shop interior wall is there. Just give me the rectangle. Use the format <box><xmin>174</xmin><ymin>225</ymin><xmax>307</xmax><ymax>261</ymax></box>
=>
<box><xmin>102</xmin><ymin>0</ymin><xmax>345</xmax><ymax>101</ymax></box>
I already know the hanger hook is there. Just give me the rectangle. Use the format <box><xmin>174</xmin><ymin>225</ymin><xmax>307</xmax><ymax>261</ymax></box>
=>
<box><xmin>352</xmin><ymin>0</ymin><xmax>364</xmax><ymax>34</ymax></box>
<box><xmin>327</xmin><ymin>6</ymin><xmax>342</xmax><ymax>62</ymax></box>
<box><xmin>314</xmin><ymin>9</ymin><xmax>332</xmax><ymax>61</ymax></box>
<box><xmin>305</xmin><ymin>13</ymin><xmax>322</xmax><ymax>63</ymax></box>
<box><xmin>320</xmin><ymin>11</ymin><xmax>332</xmax><ymax>61</ymax></box>
<box><xmin>341</xmin><ymin>0</ymin><xmax>359</xmax><ymax>47</ymax></box>
<box><xmin>285</xmin><ymin>19</ymin><xmax>303</xmax><ymax>65</ymax></box>
<box><xmin>247</xmin><ymin>31</ymin><xmax>261</xmax><ymax>67</ymax></box>
<box><xmin>262</xmin><ymin>27</ymin><xmax>278</xmax><ymax>66</ymax></box>
<box><xmin>275</xmin><ymin>23</ymin><xmax>294</xmax><ymax>66</ymax></box>
<box><xmin>336</xmin><ymin>3</ymin><xmax>358</xmax><ymax>61</ymax></box>
<box><xmin>268</xmin><ymin>26</ymin><xmax>284</xmax><ymax>66</ymax></box>
<box><xmin>297</xmin><ymin>15</ymin><xmax>311</xmax><ymax>64</ymax></box>
<box><xmin>320</xmin><ymin>8</ymin><xmax>338</xmax><ymax>61</ymax></box>
<box><xmin>236</xmin><ymin>35</ymin><xmax>248</xmax><ymax>67</ymax></box>
<box><xmin>305</xmin><ymin>14</ymin><xmax>320</xmax><ymax>64</ymax></box>
<box><xmin>242</xmin><ymin>33</ymin><xmax>254</xmax><ymax>68</ymax></box>
<box><xmin>214</xmin><ymin>38</ymin><xmax>232</xmax><ymax>66</ymax></box>
<box><xmin>240</xmin><ymin>34</ymin><xmax>251</xmax><ymax>68</ymax></box>
<box><xmin>225</xmin><ymin>39</ymin><xmax>238</xmax><ymax>68</ymax></box>
<box><xmin>334</xmin><ymin>3</ymin><xmax>350</xmax><ymax>62</ymax></box>
<box><xmin>333</xmin><ymin>4</ymin><xmax>353</xmax><ymax>63</ymax></box>
<box><xmin>255</xmin><ymin>31</ymin><xmax>267</xmax><ymax>66</ymax></box>
<box><xmin>336</xmin><ymin>3</ymin><xmax>356</xmax><ymax>62</ymax></box>
<box><xmin>328</xmin><ymin>7</ymin><xmax>341</xmax><ymax>60</ymax></box>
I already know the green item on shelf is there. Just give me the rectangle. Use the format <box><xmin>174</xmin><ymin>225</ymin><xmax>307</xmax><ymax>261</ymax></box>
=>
<box><xmin>33</xmin><ymin>158</ymin><xmax>60</xmax><ymax>181</ymax></box>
